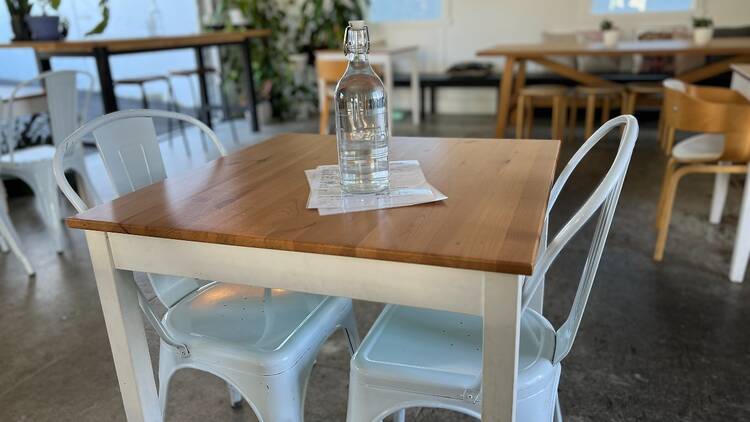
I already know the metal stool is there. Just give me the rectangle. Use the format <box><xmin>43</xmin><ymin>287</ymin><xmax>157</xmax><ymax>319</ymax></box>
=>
<box><xmin>169</xmin><ymin>67</ymin><xmax>239</xmax><ymax>144</ymax></box>
<box><xmin>569</xmin><ymin>85</ymin><xmax>627</xmax><ymax>139</ymax></box>
<box><xmin>515</xmin><ymin>84</ymin><xmax>569</xmax><ymax>140</ymax></box>
<box><xmin>114</xmin><ymin>75</ymin><xmax>188</xmax><ymax>146</ymax></box>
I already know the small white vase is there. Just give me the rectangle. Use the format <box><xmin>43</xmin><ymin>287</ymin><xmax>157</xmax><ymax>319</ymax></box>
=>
<box><xmin>602</xmin><ymin>30</ymin><xmax>620</xmax><ymax>47</ymax></box>
<box><xmin>693</xmin><ymin>27</ymin><xmax>714</xmax><ymax>46</ymax></box>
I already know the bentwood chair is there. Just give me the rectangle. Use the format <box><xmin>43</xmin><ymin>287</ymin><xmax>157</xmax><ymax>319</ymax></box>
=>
<box><xmin>346</xmin><ymin>115</ymin><xmax>639</xmax><ymax>422</ymax></box>
<box><xmin>53</xmin><ymin>109</ymin><xmax>361</xmax><ymax>421</ymax></box>
<box><xmin>316</xmin><ymin>59</ymin><xmax>349</xmax><ymax>135</ymax></box>
<box><xmin>653</xmin><ymin>84</ymin><xmax>750</xmax><ymax>261</ymax></box>
<box><xmin>1</xmin><ymin>70</ymin><xmax>100</xmax><ymax>253</ymax></box>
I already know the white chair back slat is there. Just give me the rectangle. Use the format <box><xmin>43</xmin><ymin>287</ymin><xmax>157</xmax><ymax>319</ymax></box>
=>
<box><xmin>54</xmin><ymin>109</ymin><xmax>227</xmax><ymax>308</ymax></box>
<box><xmin>520</xmin><ymin>115</ymin><xmax>639</xmax><ymax>366</ymax></box>
<box><xmin>93</xmin><ymin>117</ymin><xmax>168</xmax><ymax>195</ymax></box>
<box><xmin>45</xmin><ymin>71</ymin><xmax>78</xmax><ymax>146</ymax></box>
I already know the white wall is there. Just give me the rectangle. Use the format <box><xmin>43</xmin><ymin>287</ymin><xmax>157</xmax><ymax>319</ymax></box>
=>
<box><xmin>374</xmin><ymin>0</ymin><xmax>750</xmax><ymax>114</ymax></box>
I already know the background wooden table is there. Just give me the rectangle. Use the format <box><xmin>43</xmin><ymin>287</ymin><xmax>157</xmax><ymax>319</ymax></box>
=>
<box><xmin>477</xmin><ymin>37</ymin><xmax>750</xmax><ymax>137</ymax></box>
<box><xmin>0</xmin><ymin>30</ymin><xmax>270</xmax><ymax>132</ymax></box>
<box><xmin>69</xmin><ymin>134</ymin><xmax>560</xmax><ymax>422</ymax></box>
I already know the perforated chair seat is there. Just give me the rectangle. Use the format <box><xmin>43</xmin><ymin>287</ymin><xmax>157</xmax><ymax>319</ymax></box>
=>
<box><xmin>115</xmin><ymin>75</ymin><xmax>169</xmax><ymax>85</ymax></box>
<box><xmin>574</xmin><ymin>85</ymin><xmax>626</xmax><ymax>95</ymax></box>
<box><xmin>164</xmin><ymin>282</ymin><xmax>354</xmax><ymax>375</ymax></box>
<box><xmin>351</xmin><ymin>305</ymin><xmax>559</xmax><ymax>411</ymax></box>
<box><xmin>519</xmin><ymin>84</ymin><xmax>569</xmax><ymax>97</ymax></box>
<box><xmin>169</xmin><ymin>67</ymin><xmax>218</xmax><ymax>77</ymax></box>
<box><xmin>672</xmin><ymin>133</ymin><xmax>725</xmax><ymax>162</ymax></box>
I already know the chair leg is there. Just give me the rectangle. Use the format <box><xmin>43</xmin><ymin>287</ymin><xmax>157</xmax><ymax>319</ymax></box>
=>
<box><xmin>710</xmin><ymin>164</ymin><xmax>730</xmax><ymax>225</ymax></box>
<box><xmin>524</xmin><ymin>101</ymin><xmax>534</xmax><ymax>138</ymax></box>
<box><xmin>393</xmin><ymin>409</ymin><xmax>406</xmax><ymax>422</ymax></box>
<box><xmin>555</xmin><ymin>394</ymin><xmax>563</xmax><ymax>422</ymax></box>
<box><xmin>655</xmin><ymin>158</ymin><xmax>678</xmax><ymax>228</ymax></box>
<box><xmin>551</xmin><ymin>96</ymin><xmax>561</xmax><ymax>140</ymax></box>
<box><xmin>320</xmin><ymin>95</ymin><xmax>331</xmax><ymax>135</ymax></box>
<box><xmin>342</xmin><ymin>308</ymin><xmax>361</xmax><ymax>355</ymax></box>
<box><xmin>584</xmin><ymin>94</ymin><xmax>596</xmax><ymax>139</ymax></box>
<box><xmin>228</xmin><ymin>383</ymin><xmax>243</xmax><ymax>409</ymax></box>
<box><xmin>567</xmin><ymin>97</ymin><xmax>578</xmax><ymax>141</ymax></box>
<box><xmin>654</xmin><ymin>165</ymin><xmax>687</xmax><ymax>261</ymax></box>
<box><xmin>600</xmin><ymin>96</ymin><xmax>611</xmax><ymax>124</ymax></box>
<box><xmin>31</xmin><ymin>168</ymin><xmax>65</xmax><ymax>253</ymax></box>
<box><xmin>515</xmin><ymin>96</ymin><xmax>526</xmax><ymax>139</ymax></box>
<box><xmin>664</xmin><ymin>127</ymin><xmax>676</xmax><ymax>155</ymax></box>
<box><xmin>0</xmin><ymin>208</ymin><xmax>34</xmax><ymax>276</ymax></box>
<box><xmin>164</xmin><ymin>79</ymin><xmax>190</xmax><ymax>154</ymax></box>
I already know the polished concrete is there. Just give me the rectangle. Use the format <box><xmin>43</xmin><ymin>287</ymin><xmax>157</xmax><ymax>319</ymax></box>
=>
<box><xmin>0</xmin><ymin>113</ymin><xmax>749</xmax><ymax>421</ymax></box>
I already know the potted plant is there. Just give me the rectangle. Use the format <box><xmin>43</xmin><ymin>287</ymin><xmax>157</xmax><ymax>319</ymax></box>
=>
<box><xmin>5</xmin><ymin>0</ymin><xmax>32</xmax><ymax>41</ymax></box>
<box><xmin>295</xmin><ymin>0</ymin><xmax>368</xmax><ymax>64</ymax></box>
<box><xmin>600</xmin><ymin>19</ymin><xmax>619</xmax><ymax>47</ymax></box>
<box><xmin>692</xmin><ymin>16</ymin><xmax>714</xmax><ymax>45</ymax></box>
<box><xmin>25</xmin><ymin>0</ymin><xmax>61</xmax><ymax>40</ymax></box>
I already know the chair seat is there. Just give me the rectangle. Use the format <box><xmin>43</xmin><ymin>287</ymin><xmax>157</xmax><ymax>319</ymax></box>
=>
<box><xmin>519</xmin><ymin>84</ymin><xmax>569</xmax><ymax>97</ymax></box>
<box><xmin>626</xmin><ymin>82</ymin><xmax>663</xmax><ymax>94</ymax></box>
<box><xmin>574</xmin><ymin>85</ymin><xmax>626</xmax><ymax>95</ymax></box>
<box><xmin>164</xmin><ymin>282</ymin><xmax>353</xmax><ymax>375</ymax></box>
<box><xmin>1</xmin><ymin>144</ymin><xmax>55</xmax><ymax>164</ymax></box>
<box><xmin>115</xmin><ymin>75</ymin><xmax>169</xmax><ymax>85</ymax></box>
<box><xmin>672</xmin><ymin>133</ymin><xmax>725</xmax><ymax>162</ymax></box>
<box><xmin>351</xmin><ymin>305</ymin><xmax>558</xmax><ymax>401</ymax></box>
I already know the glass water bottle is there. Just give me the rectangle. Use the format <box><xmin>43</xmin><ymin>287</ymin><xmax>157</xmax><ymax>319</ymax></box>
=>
<box><xmin>334</xmin><ymin>20</ymin><xmax>390</xmax><ymax>194</ymax></box>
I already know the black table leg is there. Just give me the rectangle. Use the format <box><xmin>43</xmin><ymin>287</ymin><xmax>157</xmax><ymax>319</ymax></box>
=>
<box><xmin>194</xmin><ymin>46</ymin><xmax>213</xmax><ymax>128</ymax></box>
<box><xmin>240</xmin><ymin>38</ymin><xmax>260</xmax><ymax>132</ymax></box>
<box><xmin>430</xmin><ymin>87</ymin><xmax>436</xmax><ymax>115</ymax></box>
<box><xmin>93</xmin><ymin>47</ymin><xmax>118</xmax><ymax>113</ymax></box>
<box><xmin>36</xmin><ymin>54</ymin><xmax>52</xmax><ymax>72</ymax></box>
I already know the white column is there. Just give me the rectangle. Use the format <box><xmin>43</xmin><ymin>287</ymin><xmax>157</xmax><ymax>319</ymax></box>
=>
<box><xmin>86</xmin><ymin>231</ymin><xmax>162</xmax><ymax>422</ymax></box>
<box><xmin>482</xmin><ymin>272</ymin><xmax>522</xmax><ymax>422</ymax></box>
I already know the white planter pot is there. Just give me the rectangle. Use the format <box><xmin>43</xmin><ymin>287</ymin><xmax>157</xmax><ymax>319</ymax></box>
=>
<box><xmin>602</xmin><ymin>30</ymin><xmax>620</xmax><ymax>47</ymax></box>
<box><xmin>228</xmin><ymin>8</ymin><xmax>246</xmax><ymax>26</ymax></box>
<box><xmin>693</xmin><ymin>27</ymin><xmax>714</xmax><ymax>46</ymax></box>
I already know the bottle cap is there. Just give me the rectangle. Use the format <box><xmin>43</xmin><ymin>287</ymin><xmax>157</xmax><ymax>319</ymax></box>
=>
<box><xmin>349</xmin><ymin>20</ymin><xmax>366</xmax><ymax>30</ymax></box>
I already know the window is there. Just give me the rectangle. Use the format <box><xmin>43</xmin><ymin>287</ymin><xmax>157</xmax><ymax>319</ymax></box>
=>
<box><xmin>591</xmin><ymin>0</ymin><xmax>694</xmax><ymax>14</ymax></box>
<box><xmin>369</xmin><ymin>0</ymin><xmax>444</xmax><ymax>23</ymax></box>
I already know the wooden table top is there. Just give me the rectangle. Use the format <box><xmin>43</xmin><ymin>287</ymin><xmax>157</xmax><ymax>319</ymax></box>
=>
<box><xmin>478</xmin><ymin>37</ymin><xmax>750</xmax><ymax>58</ymax></box>
<box><xmin>67</xmin><ymin>134</ymin><xmax>560</xmax><ymax>275</ymax></box>
<box><xmin>0</xmin><ymin>30</ymin><xmax>270</xmax><ymax>54</ymax></box>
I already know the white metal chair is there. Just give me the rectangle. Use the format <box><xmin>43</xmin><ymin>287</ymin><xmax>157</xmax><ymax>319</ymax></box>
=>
<box><xmin>0</xmin><ymin>181</ymin><xmax>34</xmax><ymax>276</ymax></box>
<box><xmin>1</xmin><ymin>70</ymin><xmax>100</xmax><ymax>253</ymax></box>
<box><xmin>53</xmin><ymin>109</ymin><xmax>361</xmax><ymax>421</ymax></box>
<box><xmin>346</xmin><ymin>115</ymin><xmax>639</xmax><ymax>422</ymax></box>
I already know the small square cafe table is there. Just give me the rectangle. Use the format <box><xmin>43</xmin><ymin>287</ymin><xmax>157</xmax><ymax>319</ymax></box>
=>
<box><xmin>67</xmin><ymin>134</ymin><xmax>560</xmax><ymax>422</ymax></box>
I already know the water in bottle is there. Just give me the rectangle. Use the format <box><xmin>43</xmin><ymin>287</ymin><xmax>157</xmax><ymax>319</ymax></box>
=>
<box><xmin>334</xmin><ymin>20</ymin><xmax>389</xmax><ymax>194</ymax></box>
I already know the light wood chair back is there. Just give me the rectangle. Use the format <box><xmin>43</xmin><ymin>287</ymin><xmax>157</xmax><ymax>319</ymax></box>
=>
<box><xmin>316</xmin><ymin>60</ymin><xmax>349</xmax><ymax>86</ymax></box>
<box><xmin>664</xmin><ymin>84</ymin><xmax>750</xmax><ymax>162</ymax></box>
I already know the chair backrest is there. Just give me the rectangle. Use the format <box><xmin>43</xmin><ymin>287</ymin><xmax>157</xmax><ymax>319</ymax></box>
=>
<box><xmin>662</xmin><ymin>82</ymin><xmax>750</xmax><ymax>161</ymax></box>
<box><xmin>54</xmin><ymin>109</ymin><xmax>228</xmax><ymax>307</ymax></box>
<box><xmin>2</xmin><ymin>70</ymin><xmax>94</xmax><ymax>156</ymax></box>
<box><xmin>521</xmin><ymin>115</ymin><xmax>639</xmax><ymax>365</ymax></box>
<box><xmin>316</xmin><ymin>59</ymin><xmax>349</xmax><ymax>86</ymax></box>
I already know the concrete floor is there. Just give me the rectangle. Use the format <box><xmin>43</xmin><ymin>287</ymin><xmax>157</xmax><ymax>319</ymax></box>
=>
<box><xmin>0</xmin><ymin>113</ymin><xmax>749</xmax><ymax>421</ymax></box>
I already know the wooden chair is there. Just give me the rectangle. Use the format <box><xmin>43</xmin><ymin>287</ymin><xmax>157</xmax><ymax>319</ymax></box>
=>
<box><xmin>654</xmin><ymin>84</ymin><xmax>750</xmax><ymax>261</ymax></box>
<box><xmin>515</xmin><ymin>85</ymin><xmax>569</xmax><ymax>140</ymax></box>
<box><xmin>623</xmin><ymin>82</ymin><xmax>663</xmax><ymax>115</ymax></box>
<box><xmin>316</xmin><ymin>60</ymin><xmax>349</xmax><ymax>135</ymax></box>
<box><xmin>569</xmin><ymin>85</ymin><xmax>627</xmax><ymax>140</ymax></box>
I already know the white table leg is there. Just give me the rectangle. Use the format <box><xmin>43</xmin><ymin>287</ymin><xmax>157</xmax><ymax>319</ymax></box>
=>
<box><xmin>383</xmin><ymin>57</ymin><xmax>394</xmax><ymax>136</ymax></box>
<box><xmin>730</xmin><ymin>167</ymin><xmax>750</xmax><ymax>283</ymax></box>
<box><xmin>709</xmin><ymin>162</ymin><xmax>730</xmax><ymax>224</ymax></box>
<box><xmin>86</xmin><ymin>231</ymin><xmax>162</xmax><ymax>422</ymax></box>
<box><xmin>410</xmin><ymin>52</ymin><xmax>420</xmax><ymax>126</ymax></box>
<box><xmin>482</xmin><ymin>272</ymin><xmax>522</xmax><ymax>422</ymax></box>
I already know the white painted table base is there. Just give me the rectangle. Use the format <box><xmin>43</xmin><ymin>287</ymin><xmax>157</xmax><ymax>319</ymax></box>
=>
<box><xmin>316</xmin><ymin>46</ymin><xmax>421</xmax><ymax>130</ymax></box>
<box><xmin>86</xmin><ymin>231</ymin><xmax>524</xmax><ymax>422</ymax></box>
<box><xmin>727</xmin><ymin>65</ymin><xmax>750</xmax><ymax>283</ymax></box>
